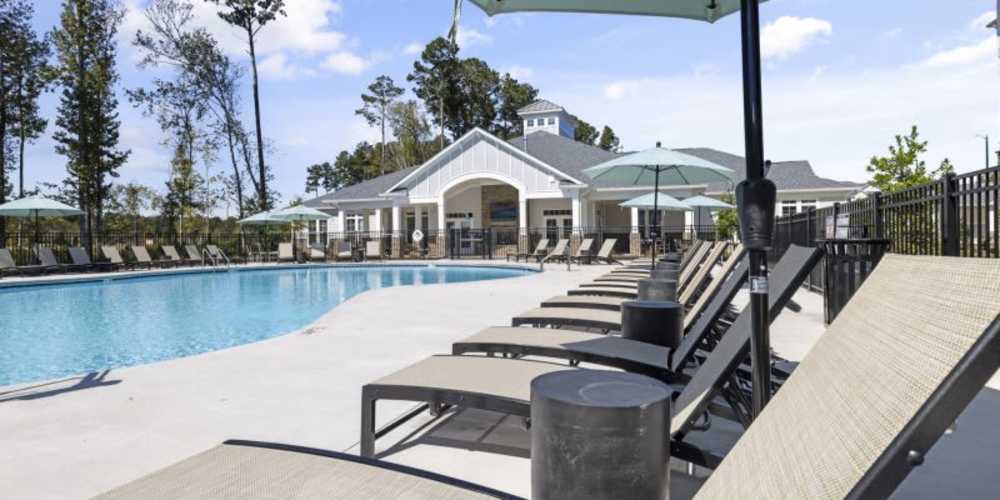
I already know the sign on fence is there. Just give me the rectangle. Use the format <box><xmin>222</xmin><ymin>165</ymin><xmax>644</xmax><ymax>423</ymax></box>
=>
<box><xmin>825</xmin><ymin>214</ymin><xmax>850</xmax><ymax>239</ymax></box>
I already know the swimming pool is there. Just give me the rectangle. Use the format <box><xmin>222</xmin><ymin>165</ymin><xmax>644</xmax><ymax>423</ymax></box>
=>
<box><xmin>0</xmin><ymin>265</ymin><xmax>531</xmax><ymax>386</ymax></box>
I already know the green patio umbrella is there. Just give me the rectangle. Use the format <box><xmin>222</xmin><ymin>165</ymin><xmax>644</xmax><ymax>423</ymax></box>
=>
<box><xmin>583</xmin><ymin>145</ymin><xmax>733</xmax><ymax>269</ymax></box>
<box><xmin>684</xmin><ymin>195</ymin><xmax>735</xmax><ymax>235</ymax></box>
<box><xmin>619</xmin><ymin>192</ymin><xmax>693</xmax><ymax>210</ymax></box>
<box><xmin>459</xmin><ymin>0</ymin><xmax>780</xmax><ymax>417</ymax></box>
<box><xmin>0</xmin><ymin>196</ymin><xmax>84</xmax><ymax>262</ymax></box>
<box><xmin>269</xmin><ymin>205</ymin><xmax>331</xmax><ymax>261</ymax></box>
<box><xmin>237</xmin><ymin>209</ymin><xmax>286</xmax><ymax>225</ymax></box>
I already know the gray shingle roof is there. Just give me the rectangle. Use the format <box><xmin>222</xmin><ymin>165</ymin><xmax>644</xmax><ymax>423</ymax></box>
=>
<box><xmin>674</xmin><ymin>147</ymin><xmax>864</xmax><ymax>193</ymax></box>
<box><xmin>517</xmin><ymin>99</ymin><xmax>564</xmax><ymax>115</ymax></box>
<box><xmin>302</xmin><ymin>166</ymin><xmax>418</xmax><ymax>207</ymax></box>
<box><xmin>507</xmin><ymin>131</ymin><xmax>621</xmax><ymax>185</ymax></box>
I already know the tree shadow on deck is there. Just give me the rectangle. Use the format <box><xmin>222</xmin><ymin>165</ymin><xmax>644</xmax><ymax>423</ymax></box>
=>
<box><xmin>0</xmin><ymin>370</ymin><xmax>121</xmax><ymax>403</ymax></box>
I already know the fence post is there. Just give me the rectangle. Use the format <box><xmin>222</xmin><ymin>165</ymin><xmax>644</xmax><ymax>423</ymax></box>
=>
<box><xmin>873</xmin><ymin>192</ymin><xmax>884</xmax><ymax>239</ymax></box>
<box><xmin>831</xmin><ymin>202</ymin><xmax>840</xmax><ymax>239</ymax></box>
<box><xmin>941</xmin><ymin>173</ymin><xmax>960</xmax><ymax>256</ymax></box>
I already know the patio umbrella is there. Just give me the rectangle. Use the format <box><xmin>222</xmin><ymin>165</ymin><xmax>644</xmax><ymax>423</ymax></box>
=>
<box><xmin>620</xmin><ymin>192</ymin><xmax>693</xmax><ymax>254</ymax></box>
<box><xmin>460</xmin><ymin>0</ymin><xmax>779</xmax><ymax>416</ymax></box>
<box><xmin>237</xmin><ymin>209</ymin><xmax>286</xmax><ymax>225</ymax></box>
<box><xmin>583</xmin><ymin>146</ymin><xmax>733</xmax><ymax>269</ymax></box>
<box><xmin>0</xmin><ymin>196</ymin><xmax>84</xmax><ymax>262</ymax></box>
<box><xmin>684</xmin><ymin>195</ymin><xmax>735</xmax><ymax>236</ymax></box>
<box><xmin>269</xmin><ymin>205</ymin><xmax>331</xmax><ymax>260</ymax></box>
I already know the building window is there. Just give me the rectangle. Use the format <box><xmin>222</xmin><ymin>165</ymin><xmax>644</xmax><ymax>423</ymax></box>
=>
<box><xmin>542</xmin><ymin>209</ymin><xmax>572</xmax><ymax>216</ymax></box>
<box><xmin>547</xmin><ymin>117</ymin><xmax>555</xmax><ymax>125</ymax></box>
<box><xmin>344</xmin><ymin>214</ymin><xmax>364</xmax><ymax>232</ymax></box>
<box><xmin>526</xmin><ymin>119</ymin><xmax>534</xmax><ymax>127</ymax></box>
<box><xmin>799</xmin><ymin>200</ymin><xmax>817</xmax><ymax>211</ymax></box>
<box><xmin>781</xmin><ymin>201</ymin><xmax>798</xmax><ymax>217</ymax></box>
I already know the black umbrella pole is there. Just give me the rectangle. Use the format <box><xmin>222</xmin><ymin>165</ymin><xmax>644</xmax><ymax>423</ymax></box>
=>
<box><xmin>739</xmin><ymin>0</ymin><xmax>775</xmax><ymax>418</ymax></box>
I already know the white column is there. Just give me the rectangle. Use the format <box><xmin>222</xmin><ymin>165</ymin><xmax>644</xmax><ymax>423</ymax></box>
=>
<box><xmin>391</xmin><ymin>205</ymin><xmax>402</xmax><ymax>233</ymax></box>
<box><xmin>571</xmin><ymin>192</ymin><xmax>582</xmax><ymax>232</ymax></box>
<box><xmin>630</xmin><ymin>207</ymin><xmax>640</xmax><ymax>232</ymax></box>
<box><xmin>518</xmin><ymin>197</ymin><xmax>528</xmax><ymax>231</ymax></box>
<box><xmin>372</xmin><ymin>208</ymin><xmax>383</xmax><ymax>233</ymax></box>
<box><xmin>337</xmin><ymin>209</ymin><xmax>346</xmax><ymax>233</ymax></box>
<box><xmin>437</xmin><ymin>200</ymin><xmax>446</xmax><ymax>232</ymax></box>
<box><xmin>415</xmin><ymin>206</ymin><xmax>424</xmax><ymax>231</ymax></box>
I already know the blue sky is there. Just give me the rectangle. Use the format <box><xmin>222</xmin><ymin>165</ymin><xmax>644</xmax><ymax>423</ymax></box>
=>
<box><xmin>24</xmin><ymin>0</ymin><xmax>999</xmax><ymax>210</ymax></box>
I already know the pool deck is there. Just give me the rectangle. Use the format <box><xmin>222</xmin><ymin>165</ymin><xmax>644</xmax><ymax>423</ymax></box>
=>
<box><xmin>1</xmin><ymin>260</ymin><xmax>998</xmax><ymax>499</ymax></box>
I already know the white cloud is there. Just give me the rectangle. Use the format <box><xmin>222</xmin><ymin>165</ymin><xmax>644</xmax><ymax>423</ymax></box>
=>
<box><xmin>919</xmin><ymin>37</ymin><xmax>995</xmax><ymax>68</ymax></box>
<box><xmin>551</xmin><ymin>32</ymin><xmax>997</xmax><ymax>185</ymax></box>
<box><xmin>504</xmin><ymin>65</ymin><xmax>534</xmax><ymax>80</ymax></box>
<box><xmin>321</xmin><ymin>51</ymin><xmax>370</xmax><ymax>75</ymax></box>
<box><xmin>761</xmin><ymin>16</ymin><xmax>833</xmax><ymax>60</ymax></box>
<box><xmin>456</xmin><ymin>27</ymin><xmax>492</xmax><ymax>48</ymax></box>
<box><xmin>403</xmin><ymin>42</ymin><xmax>424</xmax><ymax>55</ymax></box>
<box><xmin>258</xmin><ymin>53</ymin><xmax>316</xmax><ymax>80</ymax></box>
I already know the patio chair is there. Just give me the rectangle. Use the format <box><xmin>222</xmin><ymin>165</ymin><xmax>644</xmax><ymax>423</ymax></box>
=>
<box><xmin>91</xmin><ymin>439</ymin><xmax>516</xmax><ymax>500</ymax></box>
<box><xmin>677</xmin><ymin>240</ymin><xmax>715</xmax><ymax>290</ymax></box>
<box><xmin>509</xmin><ymin>238</ymin><xmax>548</xmax><ymax>263</ymax></box>
<box><xmin>334</xmin><ymin>240</ymin><xmax>353</xmax><ymax>261</ymax></box>
<box><xmin>365</xmin><ymin>240</ymin><xmax>382</xmax><ymax>261</ymax></box>
<box><xmin>161</xmin><ymin>245</ymin><xmax>193</xmax><ymax>266</ymax></box>
<box><xmin>131</xmin><ymin>246</ymin><xmax>173</xmax><ymax>269</ymax></box>
<box><xmin>568</xmin><ymin>238</ymin><xmax>594</xmax><ymax>264</ymax></box>
<box><xmin>591</xmin><ymin>238</ymin><xmax>620</xmax><ymax>264</ymax></box>
<box><xmin>511</xmin><ymin>306</ymin><xmax>621</xmax><ymax>333</ymax></box>
<box><xmin>0</xmin><ymin>248</ymin><xmax>53</xmax><ymax>276</ymax></box>
<box><xmin>361</xmin><ymin>246</ymin><xmax>822</xmax><ymax>457</ymax></box>
<box><xmin>205</xmin><ymin>245</ymin><xmax>233</xmax><ymax>266</ymax></box>
<box><xmin>36</xmin><ymin>245</ymin><xmax>88</xmax><ymax>273</ymax></box>
<box><xmin>184</xmin><ymin>245</ymin><xmax>206</xmax><ymax>266</ymax></box>
<box><xmin>277</xmin><ymin>243</ymin><xmax>295</xmax><ymax>263</ymax></box>
<box><xmin>677</xmin><ymin>242</ymin><xmax>731</xmax><ymax>305</ymax></box>
<box><xmin>308</xmin><ymin>242</ymin><xmax>326</xmax><ymax>262</ymax></box>
<box><xmin>566</xmin><ymin>285</ymin><xmax>638</xmax><ymax>299</ymax></box>
<box><xmin>540</xmin><ymin>238</ymin><xmax>569</xmax><ymax>263</ymax></box>
<box><xmin>69</xmin><ymin>247</ymin><xmax>113</xmax><ymax>272</ymax></box>
<box><xmin>101</xmin><ymin>246</ymin><xmax>132</xmax><ymax>270</ymax></box>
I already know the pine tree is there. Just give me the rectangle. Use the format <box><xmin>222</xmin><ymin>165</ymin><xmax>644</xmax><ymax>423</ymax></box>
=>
<box><xmin>356</xmin><ymin>75</ymin><xmax>403</xmax><ymax>175</ymax></box>
<box><xmin>597</xmin><ymin>125</ymin><xmax>621</xmax><ymax>152</ymax></box>
<box><xmin>50</xmin><ymin>0</ymin><xmax>131</xmax><ymax>246</ymax></box>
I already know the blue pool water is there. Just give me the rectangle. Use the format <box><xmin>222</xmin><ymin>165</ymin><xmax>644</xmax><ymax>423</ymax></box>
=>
<box><xmin>0</xmin><ymin>265</ymin><xmax>530</xmax><ymax>386</ymax></box>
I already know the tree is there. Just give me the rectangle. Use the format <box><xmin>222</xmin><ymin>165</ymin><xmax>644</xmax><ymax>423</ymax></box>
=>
<box><xmin>161</xmin><ymin>142</ymin><xmax>206</xmax><ymax>236</ymax></box>
<box><xmin>208</xmin><ymin>0</ymin><xmax>286</xmax><ymax>211</ymax></box>
<box><xmin>50</xmin><ymin>0</ymin><xmax>131</xmax><ymax>247</ymax></box>
<box><xmin>570</xmin><ymin>114</ymin><xmax>599</xmax><ymax>145</ymax></box>
<box><xmin>408</xmin><ymin>37</ymin><xmax>462</xmax><ymax>147</ymax></box>
<box><xmin>387</xmin><ymin>100</ymin><xmax>436</xmax><ymax>168</ymax></box>
<box><xmin>866</xmin><ymin>126</ymin><xmax>954</xmax><ymax>194</ymax></box>
<box><xmin>2</xmin><ymin>1</ymin><xmax>51</xmax><ymax>199</ymax></box>
<box><xmin>304</xmin><ymin>162</ymin><xmax>334</xmax><ymax>197</ymax></box>
<box><xmin>108</xmin><ymin>182</ymin><xmax>155</xmax><ymax>233</ymax></box>
<box><xmin>356</xmin><ymin>75</ymin><xmax>403</xmax><ymax>175</ymax></box>
<box><xmin>457</xmin><ymin>57</ymin><xmax>499</xmax><ymax>135</ymax></box>
<box><xmin>714</xmin><ymin>192</ymin><xmax>739</xmax><ymax>240</ymax></box>
<box><xmin>494</xmin><ymin>74</ymin><xmax>537</xmax><ymax>139</ymax></box>
<box><xmin>597</xmin><ymin>125</ymin><xmax>621</xmax><ymax>152</ymax></box>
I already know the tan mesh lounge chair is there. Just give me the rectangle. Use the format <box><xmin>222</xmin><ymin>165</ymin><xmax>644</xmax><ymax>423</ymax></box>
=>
<box><xmin>541</xmin><ymin>238</ymin><xmax>569</xmax><ymax>263</ymax></box>
<box><xmin>205</xmin><ymin>245</ymin><xmax>232</xmax><ymax>265</ymax></box>
<box><xmin>677</xmin><ymin>242</ymin><xmax>735</xmax><ymax>306</ymax></box>
<box><xmin>277</xmin><ymin>242</ymin><xmax>295</xmax><ymax>262</ymax></box>
<box><xmin>131</xmin><ymin>246</ymin><xmax>172</xmax><ymax>269</ymax></box>
<box><xmin>101</xmin><ymin>245</ymin><xmax>132</xmax><ymax>270</ymax></box>
<box><xmin>591</xmin><ymin>238</ymin><xmax>620</xmax><ymax>264</ymax></box>
<box><xmin>69</xmin><ymin>247</ymin><xmax>113</xmax><ymax>272</ymax></box>
<box><xmin>510</xmin><ymin>238</ymin><xmax>548</xmax><ymax>263</ymax></box>
<box><xmin>511</xmin><ymin>306</ymin><xmax>621</xmax><ymax>332</ymax></box>
<box><xmin>161</xmin><ymin>245</ymin><xmax>192</xmax><ymax>266</ymax></box>
<box><xmin>566</xmin><ymin>286</ymin><xmax>637</xmax><ymax>299</ymax></box>
<box><xmin>36</xmin><ymin>246</ymin><xmax>87</xmax><ymax>273</ymax></box>
<box><xmin>363</xmin><ymin>246</ymin><xmax>822</xmax><ymax>457</ymax></box>
<box><xmin>308</xmin><ymin>242</ymin><xmax>326</xmax><ymax>262</ymax></box>
<box><xmin>334</xmin><ymin>240</ymin><xmax>353</xmax><ymax>261</ymax></box>
<box><xmin>540</xmin><ymin>294</ymin><xmax>627</xmax><ymax>311</ymax></box>
<box><xmin>92</xmin><ymin>439</ymin><xmax>517</xmax><ymax>500</ymax></box>
<box><xmin>569</xmin><ymin>238</ymin><xmax>594</xmax><ymax>264</ymax></box>
<box><xmin>184</xmin><ymin>245</ymin><xmax>206</xmax><ymax>266</ymax></box>
<box><xmin>677</xmin><ymin>240</ymin><xmax>715</xmax><ymax>290</ymax></box>
<box><xmin>365</xmin><ymin>240</ymin><xmax>382</xmax><ymax>260</ymax></box>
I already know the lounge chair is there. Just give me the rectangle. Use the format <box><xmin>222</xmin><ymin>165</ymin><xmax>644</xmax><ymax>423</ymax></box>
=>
<box><xmin>206</xmin><ymin>245</ymin><xmax>233</xmax><ymax>266</ymax></box>
<box><xmin>676</xmin><ymin>240</ymin><xmax>715</xmax><ymax>290</ymax></box>
<box><xmin>36</xmin><ymin>246</ymin><xmax>88</xmax><ymax>273</ymax></box>
<box><xmin>334</xmin><ymin>240</ymin><xmax>353</xmax><ymax>261</ymax></box>
<box><xmin>539</xmin><ymin>294</ymin><xmax>626</xmax><ymax>312</ymax></box>
<box><xmin>566</xmin><ymin>286</ymin><xmax>637</xmax><ymax>299</ymax></box>
<box><xmin>184</xmin><ymin>245</ymin><xmax>207</xmax><ymax>266</ymax></box>
<box><xmin>277</xmin><ymin>243</ymin><xmax>295</xmax><ymax>263</ymax></box>
<box><xmin>591</xmin><ymin>238</ymin><xmax>620</xmax><ymax>264</ymax></box>
<box><xmin>540</xmin><ymin>238</ymin><xmax>569</xmax><ymax>263</ymax></box>
<box><xmin>365</xmin><ymin>240</ymin><xmax>382</xmax><ymax>261</ymax></box>
<box><xmin>509</xmin><ymin>238</ymin><xmax>548</xmax><ymax>263</ymax></box>
<box><xmin>677</xmin><ymin>242</ymin><xmax>732</xmax><ymax>305</ymax></box>
<box><xmin>0</xmin><ymin>248</ymin><xmax>52</xmax><ymax>276</ymax></box>
<box><xmin>69</xmin><ymin>247</ymin><xmax>113</xmax><ymax>272</ymax></box>
<box><xmin>308</xmin><ymin>242</ymin><xmax>326</xmax><ymax>262</ymax></box>
<box><xmin>131</xmin><ymin>246</ymin><xmax>172</xmax><ymax>269</ymax></box>
<box><xmin>101</xmin><ymin>246</ymin><xmax>133</xmax><ymax>270</ymax></box>
<box><xmin>568</xmin><ymin>238</ymin><xmax>594</xmax><ymax>264</ymax></box>
<box><xmin>161</xmin><ymin>245</ymin><xmax>192</xmax><ymax>266</ymax></box>
<box><xmin>91</xmin><ymin>439</ymin><xmax>516</xmax><ymax>500</ymax></box>
<box><xmin>511</xmin><ymin>306</ymin><xmax>621</xmax><ymax>333</ymax></box>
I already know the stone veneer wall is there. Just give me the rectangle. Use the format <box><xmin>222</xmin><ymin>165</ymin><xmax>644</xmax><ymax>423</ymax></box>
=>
<box><xmin>480</xmin><ymin>185</ymin><xmax>518</xmax><ymax>231</ymax></box>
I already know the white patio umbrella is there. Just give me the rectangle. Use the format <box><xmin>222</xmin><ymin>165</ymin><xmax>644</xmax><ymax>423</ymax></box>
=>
<box><xmin>583</xmin><ymin>145</ymin><xmax>734</xmax><ymax>268</ymax></box>
<box><xmin>0</xmin><ymin>196</ymin><xmax>84</xmax><ymax>261</ymax></box>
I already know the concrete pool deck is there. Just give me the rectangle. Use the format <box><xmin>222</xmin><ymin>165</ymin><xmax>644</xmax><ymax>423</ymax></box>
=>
<box><xmin>1</xmin><ymin>260</ymin><xmax>997</xmax><ymax>499</ymax></box>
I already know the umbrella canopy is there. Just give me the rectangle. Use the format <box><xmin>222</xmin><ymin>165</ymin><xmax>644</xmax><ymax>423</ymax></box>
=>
<box><xmin>0</xmin><ymin>196</ymin><xmax>84</xmax><ymax>217</ymax></box>
<box><xmin>465</xmin><ymin>0</ymin><xmax>757</xmax><ymax>22</ymax></box>
<box><xmin>268</xmin><ymin>205</ymin><xmax>330</xmax><ymax>222</ymax></box>
<box><xmin>683</xmin><ymin>195</ymin><xmax>735</xmax><ymax>210</ymax></box>
<box><xmin>619</xmin><ymin>192</ymin><xmax>692</xmax><ymax>211</ymax></box>
<box><xmin>583</xmin><ymin>147</ymin><xmax>735</xmax><ymax>185</ymax></box>
<box><xmin>237</xmin><ymin>209</ymin><xmax>287</xmax><ymax>225</ymax></box>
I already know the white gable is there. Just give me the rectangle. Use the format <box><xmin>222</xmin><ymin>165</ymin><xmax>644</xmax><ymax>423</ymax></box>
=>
<box><xmin>387</xmin><ymin>128</ymin><xmax>583</xmax><ymax>202</ymax></box>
